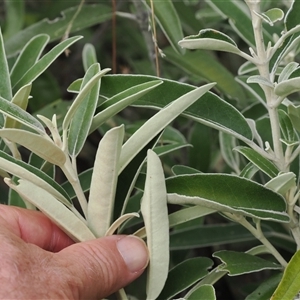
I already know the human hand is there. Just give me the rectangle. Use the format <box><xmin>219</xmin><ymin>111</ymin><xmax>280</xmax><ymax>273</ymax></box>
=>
<box><xmin>0</xmin><ymin>204</ymin><xmax>149</xmax><ymax>299</ymax></box>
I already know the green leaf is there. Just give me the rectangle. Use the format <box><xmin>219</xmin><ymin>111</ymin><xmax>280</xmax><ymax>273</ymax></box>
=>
<box><xmin>4</xmin><ymin>4</ymin><xmax>112</xmax><ymax>57</ymax></box>
<box><xmin>145</xmin><ymin>0</ymin><xmax>184</xmax><ymax>54</ymax></box>
<box><xmin>179</xmin><ymin>29</ymin><xmax>242</xmax><ymax>55</ymax></box>
<box><xmin>166</xmin><ymin>174</ymin><xmax>289</xmax><ymax>222</ymax></box>
<box><xmin>87</xmin><ymin>126</ymin><xmax>124</xmax><ymax>238</ymax></box>
<box><xmin>285</xmin><ymin>0</ymin><xmax>300</xmax><ymax>31</ymax></box>
<box><xmin>157</xmin><ymin>257</ymin><xmax>213</xmax><ymax>300</ymax></box>
<box><xmin>12</xmin><ymin>36</ymin><xmax>82</xmax><ymax>93</ymax></box>
<box><xmin>234</xmin><ymin>146</ymin><xmax>279</xmax><ymax>178</ymax></box>
<box><xmin>82</xmin><ymin>43</ymin><xmax>98</xmax><ymax>72</ymax></box>
<box><xmin>240</xmin><ymin>162</ymin><xmax>259</xmax><ymax>179</ymax></box>
<box><xmin>6</xmin><ymin>179</ymin><xmax>95</xmax><ymax>242</ymax></box>
<box><xmin>256</xmin><ymin>8</ymin><xmax>284</xmax><ymax>26</ymax></box>
<box><xmin>10</xmin><ymin>34</ymin><xmax>49</xmax><ymax>88</ymax></box>
<box><xmin>219</xmin><ymin>131</ymin><xmax>239</xmax><ymax>173</ymax></box>
<box><xmin>271</xmin><ymin>250</ymin><xmax>300</xmax><ymax>300</ymax></box>
<box><xmin>90</xmin><ymin>80</ymin><xmax>163</xmax><ymax>133</ymax></box>
<box><xmin>163</xmin><ymin>46</ymin><xmax>246</xmax><ymax>102</ymax></box>
<box><xmin>278</xmin><ymin>62</ymin><xmax>299</xmax><ymax>83</ymax></box>
<box><xmin>246</xmin><ymin>273</ymin><xmax>282</xmax><ymax>300</ymax></box>
<box><xmin>247</xmin><ymin>75</ymin><xmax>274</xmax><ymax>88</ymax></box>
<box><xmin>0</xmin><ymin>129</ymin><xmax>66</xmax><ymax>167</ymax></box>
<box><xmin>3</xmin><ymin>0</ymin><xmax>24</xmax><ymax>40</ymax></box>
<box><xmin>275</xmin><ymin>76</ymin><xmax>300</xmax><ymax>98</ymax></box>
<box><xmin>0</xmin><ymin>150</ymin><xmax>70</xmax><ymax>206</ymax></box>
<box><xmin>214</xmin><ymin>250</ymin><xmax>282</xmax><ymax>276</ymax></box>
<box><xmin>265</xmin><ymin>172</ymin><xmax>296</xmax><ymax>196</ymax></box>
<box><xmin>0</xmin><ymin>94</ymin><xmax>45</xmax><ymax>134</ymax></box>
<box><xmin>238</xmin><ymin>61</ymin><xmax>257</xmax><ymax>75</ymax></box>
<box><xmin>63</xmin><ymin>68</ymin><xmax>110</xmax><ymax>136</ymax></box>
<box><xmin>4</xmin><ymin>83</ymin><xmax>31</xmax><ymax>130</ymax></box>
<box><xmin>101</xmin><ymin>75</ymin><xmax>253</xmax><ymax>141</ymax></box>
<box><xmin>288</xmin><ymin>104</ymin><xmax>300</xmax><ymax>132</ymax></box>
<box><xmin>186</xmin><ymin>284</ymin><xmax>216</xmax><ymax>300</ymax></box>
<box><xmin>171</xmin><ymin>165</ymin><xmax>201</xmax><ymax>175</ymax></box>
<box><xmin>278</xmin><ymin>109</ymin><xmax>298</xmax><ymax>145</ymax></box>
<box><xmin>141</xmin><ymin>150</ymin><xmax>169</xmax><ymax>300</ymax></box>
<box><xmin>119</xmin><ymin>82</ymin><xmax>215</xmax><ymax>173</ymax></box>
<box><xmin>68</xmin><ymin>63</ymin><xmax>102</xmax><ymax>157</ymax></box>
<box><xmin>0</xmin><ymin>27</ymin><xmax>12</xmax><ymax>101</ymax></box>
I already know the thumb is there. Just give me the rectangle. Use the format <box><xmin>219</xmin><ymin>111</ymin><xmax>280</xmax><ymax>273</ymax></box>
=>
<box><xmin>56</xmin><ymin>235</ymin><xmax>149</xmax><ymax>299</ymax></box>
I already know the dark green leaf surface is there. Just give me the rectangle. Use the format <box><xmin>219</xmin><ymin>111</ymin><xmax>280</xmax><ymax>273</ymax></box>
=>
<box><xmin>278</xmin><ymin>109</ymin><xmax>297</xmax><ymax>145</ymax></box>
<box><xmin>101</xmin><ymin>75</ymin><xmax>253</xmax><ymax>140</ymax></box>
<box><xmin>4</xmin><ymin>4</ymin><xmax>112</xmax><ymax>57</ymax></box>
<box><xmin>157</xmin><ymin>257</ymin><xmax>213</xmax><ymax>300</ymax></box>
<box><xmin>0</xmin><ymin>28</ymin><xmax>11</xmax><ymax>101</ymax></box>
<box><xmin>214</xmin><ymin>250</ymin><xmax>282</xmax><ymax>276</ymax></box>
<box><xmin>187</xmin><ymin>284</ymin><xmax>216</xmax><ymax>300</ymax></box>
<box><xmin>234</xmin><ymin>146</ymin><xmax>279</xmax><ymax>178</ymax></box>
<box><xmin>166</xmin><ymin>174</ymin><xmax>289</xmax><ymax>222</ymax></box>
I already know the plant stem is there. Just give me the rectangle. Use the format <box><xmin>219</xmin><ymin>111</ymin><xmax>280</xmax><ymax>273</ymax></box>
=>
<box><xmin>225</xmin><ymin>212</ymin><xmax>287</xmax><ymax>267</ymax></box>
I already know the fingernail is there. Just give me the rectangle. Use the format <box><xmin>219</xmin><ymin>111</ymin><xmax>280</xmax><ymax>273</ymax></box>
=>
<box><xmin>117</xmin><ymin>236</ymin><xmax>149</xmax><ymax>273</ymax></box>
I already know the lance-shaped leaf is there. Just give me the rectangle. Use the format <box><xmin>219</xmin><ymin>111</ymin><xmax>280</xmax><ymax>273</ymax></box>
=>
<box><xmin>90</xmin><ymin>80</ymin><xmax>163</xmax><ymax>133</ymax></box>
<box><xmin>179</xmin><ymin>29</ymin><xmax>242</xmax><ymax>55</ymax></box>
<box><xmin>265</xmin><ymin>172</ymin><xmax>296</xmax><ymax>196</ymax></box>
<box><xmin>10</xmin><ymin>34</ymin><xmax>49</xmax><ymax>87</ymax></box>
<box><xmin>288</xmin><ymin>104</ymin><xmax>300</xmax><ymax>133</ymax></box>
<box><xmin>68</xmin><ymin>63</ymin><xmax>102</xmax><ymax>157</ymax></box>
<box><xmin>0</xmin><ymin>129</ymin><xmax>66</xmax><ymax>166</ymax></box>
<box><xmin>275</xmin><ymin>76</ymin><xmax>300</xmax><ymax>98</ymax></box>
<box><xmin>285</xmin><ymin>0</ymin><xmax>300</xmax><ymax>31</ymax></box>
<box><xmin>0</xmin><ymin>27</ymin><xmax>11</xmax><ymax>101</ymax></box>
<box><xmin>255</xmin><ymin>8</ymin><xmax>284</xmax><ymax>26</ymax></box>
<box><xmin>106</xmin><ymin>212</ymin><xmax>139</xmax><ymax>236</ymax></box>
<box><xmin>278</xmin><ymin>109</ymin><xmax>298</xmax><ymax>145</ymax></box>
<box><xmin>101</xmin><ymin>75</ymin><xmax>253</xmax><ymax>141</ymax></box>
<box><xmin>214</xmin><ymin>250</ymin><xmax>282</xmax><ymax>276</ymax></box>
<box><xmin>141</xmin><ymin>150</ymin><xmax>169</xmax><ymax>300</ymax></box>
<box><xmin>278</xmin><ymin>62</ymin><xmax>299</xmax><ymax>83</ymax></box>
<box><xmin>119</xmin><ymin>83</ymin><xmax>215</xmax><ymax>173</ymax></box>
<box><xmin>5</xmin><ymin>179</ymin><xmax>95</xmax><ymax>242</ymax></box>
<box><xmin>145</xmin><ymin>0</ymin><xmax>184</xmax><ymax>54</ymax></box>
<box><xmin>0</xmin><ymin>94</ymin><xmax>45</xmax><ymax>134</ymax></box>
<box><xmin>234</xmin><ymin>146</ymin><xmax>279</xmax><ymax>178</ymax></box>
<box><xmin>13</xmin><ymin>36</ymin><xmax>82</xmax><ymax>93</ymax></box>
<box><xmin>158</xmin><ymin>257</ymin><xmax>213</xmax><ymax>300</ymax></box>
<box><xmin>166</xmin><ymin>174</ymin><xmax>289</xmax><ymax>222</ymax></box>
<box><xmin>63</xmin><ymin>68</ymin><xmax>110</xmax><ymax>138</ymax></box>
<box><xmin>0</xmin><ymin>150</ymin><xmax>70</xmax><ymax>206</ymax></box>
<box><xmin>186</xmin><ymin>285</ymin><xmax>216</xmax><ymax>300</ymax></box>
<box><xmin>4</xmin><ymin>4</ymin><xmax>112</xmax><ymax>57</ymax></box>
<box><xmin>82</xmin><ymin>43</ymin><xmax>98</xmax><ymax>72</ymax></box>
<box><xmin>271</xmin><ymin>250</ymin><xmax>300</xmax><ymax>300</ymax></box>
<box><xmin>4</xmin><ymin>83</ymin><xmax>31</xmax><ymax>130</ymax></box>
<box><xmin>87</xmin><ymin>126</ymin><xmax>124</xmax><ymax>238</ymax></box>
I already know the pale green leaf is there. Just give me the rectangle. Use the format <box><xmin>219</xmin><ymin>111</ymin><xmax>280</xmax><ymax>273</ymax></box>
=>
<box><xmin>141</xmin><ymin>150</ymin><xmax>169</xmax><ymax>300</ymax></box>
<box><xmin>0</xmin><ymin>94</ymin><xmax>45</xmax><ymax>134</ymax></box>
<box><xmin>82</xmin><ymin>43</ymin><xmax>98</xmax><ymax>72</ymax></box>
<box><xmin>68</xmin><ymin>63</ymin><xmax>102</xmax><ymax>157</ymax></box>
<box><xmin>238</xmin><ymin>61</ymin><xmax>257</xmax><ymax>75</ymax></box>
<box><xmin>0</xmin><ymin>150</ymin><xmax>70</xmax><ymax>206</ymax></box>
<box><xmin>158</xmin><ymin>257</ymin><xmax>213</xmax><ymax>300</ymax></box>
<box><xmin>13</xmin><ymin>36</ymin><xmax>82</xmax><ymax>93</ymax></box>
<box><xmin>106</xmin><ymin>213</ymin><xmax>139</xmax><ymax>236</ymax></box>
<box><xmin>166</xmin><ymin>174</ymin><xmax>289</xmax><ymax>222</ymax></box>
<box><xmin>186</xmin><ymin>284</ymin><xmax>216</xmax><ymax>300</ymax></box>
<box><xmin>275</xmin><ymin>77</ymin><xmax>300</xmax><ymax>98</ymax></box>
<box><xmin>4</xmin><ymin>83</ymin><xmax>31</xmax><ymax>130</ymax></box>
<box><xmin>255</xmin><ymin>8</ymin><xmax>284</xmax><ymax>26</ymax></box>
<box><xmin>6</xmin><ymin>179</ymin><xmax>95</xmax><ymax>242</ymax></box>
<box><xmin>0</xmin><ymin>27</ymin><xmax>12</xmax><ymax>101</ymax></box>
<box><xmin>271</xmin><ymin>250</ymin><xmax>300</xmax><ymax>300</ymax></box>
<box><xmin>63</xmin><ymin>68</ymin><xmax>110</xmax><ymax>137</ymax></box>
<box><xmin>278</xmin><ymin>109</ymin><xmax>298</xmax><ymax>145</ymax></box>
<box><xmin>90</xmin><ymin>80</ymin><xmax>163</xmax><ymax>133</ymax></box>
<box><xmin>247</xmin><ymin>75</ymin><xmax>274</xmax><ymax>88</ymax></box>
<box><xmin>240</xmin><ymin>162</ymin><xmax>259</xmax><ymax>179</ymax></box>
<box><xmin>10</xmin><ymin>34</ymin><xmax>49</xmax><ymax>87</ymax></box>
<box><xmin>234</xmin><ymin>146</ymin><xmax>279</xmax><ymax>178</ymax></box>
<box><xmin>214</xmin><ymin>250</ymin><xmax>282</xmax><ymax>276</ymax></box>
<box><xmin>179</xmin><ymin>28</ymin><xmax>242</xmax><ymax>55</ymax></box>
<box><xmin>0</xmin><ymin>129</ymin><xmax>66</xmax><ymax>166</ymax></box>
<box><xmin>119</xmin><ymin>82</ymin><xmax>215</xmax><ymax>173</ymax></box>
<box><xmin>278</xmin><ymin>62</ymin><xmax>299</xmax><ymax>83</ymax></box>
<box><xmin>87</xmin><ymin>126</ymin><xmax>124</xmax><ymax>237</ymax></box>
<box><xmin>288</xmin><ymin>104</ymin><xmax>300</xmax><ymax>132</ymax></box>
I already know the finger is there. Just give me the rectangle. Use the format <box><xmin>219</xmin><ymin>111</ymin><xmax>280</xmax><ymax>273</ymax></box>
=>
<box><xmin>57</xmin><ymin>235</ymin><xmax>149</xmax><ymax>299</ymax></box>
<box><xmin>0</xmin><ymin>205</ymin><xmax>74</xmax><ymax>252</ymax></box>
